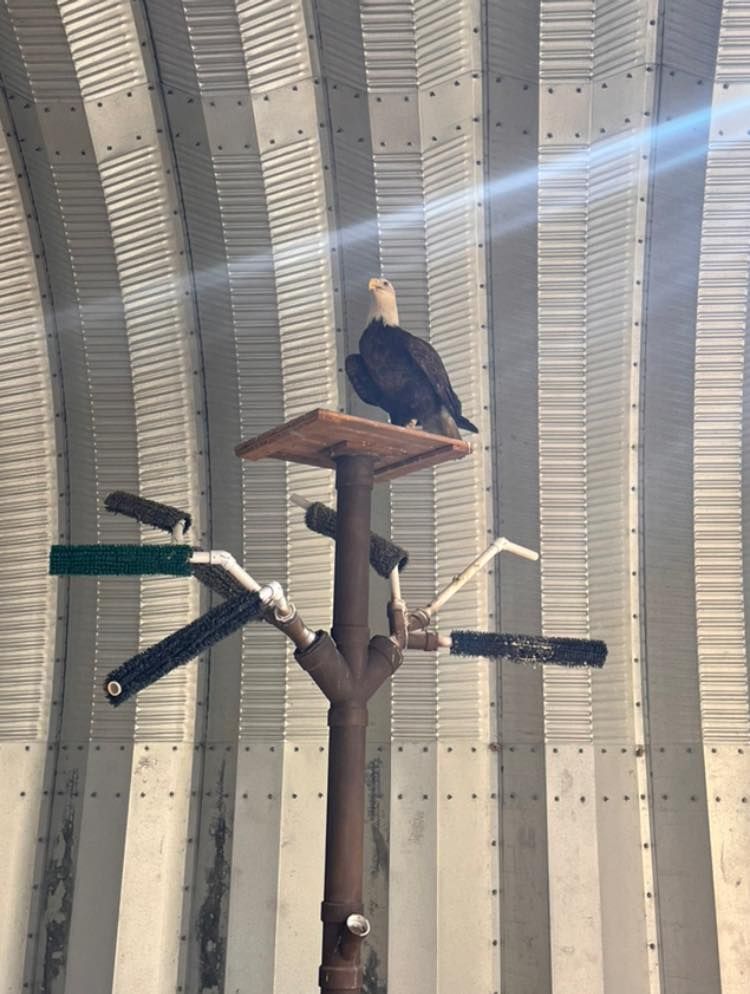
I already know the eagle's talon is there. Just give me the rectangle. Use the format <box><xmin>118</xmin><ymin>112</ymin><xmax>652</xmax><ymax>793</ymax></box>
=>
<box><xmin>405</xmin><ymin>419</ymin><xmax>420</xmax><ymax>430</ymax></box>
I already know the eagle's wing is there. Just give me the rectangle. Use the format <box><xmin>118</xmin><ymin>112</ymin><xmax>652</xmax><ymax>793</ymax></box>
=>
<box><xmin>400</xmin><ymin>332</ymin><xmax>463</xmax><ymax>417</ymax></box>
<box><xmin>345</xmin><ymin>353</ymin><xmax>385</xmax><ymax>408</ymax></box>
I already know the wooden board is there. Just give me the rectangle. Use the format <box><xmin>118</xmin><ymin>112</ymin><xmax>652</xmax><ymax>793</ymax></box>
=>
<box><xmin>234</xmin><ymin>408</ymin><xmax>472</xmax><ymax>482</ymax></box>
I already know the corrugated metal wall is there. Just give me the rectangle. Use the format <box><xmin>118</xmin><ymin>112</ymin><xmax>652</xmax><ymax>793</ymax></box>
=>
<box><xmin>0</xmin><ymin>1</ymin><xmax>748</xmax><ymax>992</ymax></box>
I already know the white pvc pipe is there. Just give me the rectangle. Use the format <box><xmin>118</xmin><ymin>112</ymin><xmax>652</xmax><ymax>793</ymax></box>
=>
<box><xmin>389</xmin><ymin>566</ymin><xmax>402</xmax><ymax>602</ymax></box>
<box><xmin>171</xmin><ymin>520</ymin><xmax>187</xmax><ymax>544</ymax></box>
<box><xmin>257</xmin><ymin>580</ymin><xmax>285</xmax><ymax>612</ymax></box>
<box><xmin>259</xmin><ymin>581</ymin><xmax>294</xmax><ymax>622</ymax></box>
<box><xmin>290</xmin><ymin>493</ymin><xmax>312</xmax><ymax>510</ymax></box>
<box><xmin>423</xmin><ymin>536</ymin><xmax>538</xmax><ymax>619</ymax></box>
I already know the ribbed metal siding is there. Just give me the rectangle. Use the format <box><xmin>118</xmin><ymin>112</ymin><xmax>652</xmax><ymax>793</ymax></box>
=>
<box><xmin>692</xmin><ymin>8</ymin><xmax>750</xmax><ymax>989</ymax></box>
<box><xmin>0</xmin><ymin>2</ymin><xmax>749</xmax><ymax>993</ymax></box>
<box><xmin>537</xmin><ymin>145</ymin><xmax>592</xmax><ymax>736</ymax></box>
<box><xmin>0</xmin><ymin>107</ymin><xmax>58</xmax><ymax>994</ymax></box>
<box><xmin>694</xmin><ymin>145</ymin><xmax>750</xmax><ymax>744</ymax></box>
<box><xmin>539</xmin><ymin>0</ymin><xmax>594</xmax><ymax>80</ymax></box>
<box><xmin>592</xmin><ymin>0</ymin><xmax>648</xmax><ymax>77</ymax></box>
<box><xmin>0</xmin><ymin>130</ymin><xmax>57</xmax><ymax>742</ymax></box>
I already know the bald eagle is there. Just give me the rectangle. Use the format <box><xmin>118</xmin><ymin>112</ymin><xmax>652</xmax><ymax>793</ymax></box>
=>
<box><xmin>345</xmin><ymin>278</ymin><xmax>479</xmax><ymax>439</ymax></box>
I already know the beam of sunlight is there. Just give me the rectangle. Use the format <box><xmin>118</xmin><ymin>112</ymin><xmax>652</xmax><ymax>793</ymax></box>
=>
<box><xmin>35</xmin><ymin>88</ymin><xmax>750</xmax><ymax>331</ymax></box>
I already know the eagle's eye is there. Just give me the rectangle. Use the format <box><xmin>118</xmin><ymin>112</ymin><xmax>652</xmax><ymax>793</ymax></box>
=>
<box><xmin>383</xmin><ymin>280</ymin><xmax>390</xmax><ymax>287</ymax></box>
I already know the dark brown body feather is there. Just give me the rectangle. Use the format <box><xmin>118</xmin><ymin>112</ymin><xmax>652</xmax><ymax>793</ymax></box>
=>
<box><xmin>345</xmin><ymin>319</ymin><xmax>478</xmax><ymax>438</ymax></box>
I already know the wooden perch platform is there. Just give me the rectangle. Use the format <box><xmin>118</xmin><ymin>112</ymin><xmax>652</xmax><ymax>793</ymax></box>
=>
<box><xmin>234</xmin><ymin>408</ymin><xmax>472</xmax><ymax>482</ymax></box>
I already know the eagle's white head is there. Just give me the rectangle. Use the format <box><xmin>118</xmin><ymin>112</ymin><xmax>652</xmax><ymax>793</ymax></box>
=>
<box><xmin>367</xmin><ymin>277</ymin><xmax>400</xmax><ymax>327</ymax></box>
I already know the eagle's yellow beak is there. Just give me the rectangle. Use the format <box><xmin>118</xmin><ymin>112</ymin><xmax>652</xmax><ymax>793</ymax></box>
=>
<box><xmin>368</xmin><ymin>278</ymin><xmax>380</xmax><ymax>291</ymax></box>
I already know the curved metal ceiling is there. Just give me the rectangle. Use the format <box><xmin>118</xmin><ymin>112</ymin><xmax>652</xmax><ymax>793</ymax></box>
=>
<box><xmin>0</xmin><ymin>2</ymin><xmax>748</xmax><ymax>993</ymax></box>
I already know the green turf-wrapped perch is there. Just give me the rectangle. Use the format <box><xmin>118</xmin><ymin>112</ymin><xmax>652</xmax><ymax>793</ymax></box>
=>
<box><xmin>49</xmin><ymin>544</ymin><xmax>194</xmax><ymax>577</ymax></box>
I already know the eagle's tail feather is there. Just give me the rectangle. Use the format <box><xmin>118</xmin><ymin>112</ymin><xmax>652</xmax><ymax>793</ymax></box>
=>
<box><xmin>436</xmin><ymin>407</ymin><xmax>462</xmax><ymax>439</ymax></box>
<box><xmin>456</xmin><ymin>413</ymin><xmax>479</xmax><ymax>434</ymax></box>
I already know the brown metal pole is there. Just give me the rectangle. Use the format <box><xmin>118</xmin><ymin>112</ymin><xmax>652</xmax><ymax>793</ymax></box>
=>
<box><xmin>319</xmin><ymin>454</ymin><xmax>374</xmax><ymax>994</ymax></box>
<box><xmin>331</xmin><ymin>454</ymin><xmax>373</xmax><ymax>678</ymax></box>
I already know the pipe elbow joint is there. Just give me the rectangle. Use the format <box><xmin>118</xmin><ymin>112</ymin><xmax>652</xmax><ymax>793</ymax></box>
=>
<box><xmin>362</xmin><ymin>634</ymin><xmax>403</xmax><ymax>699</ymax></box>
<box><xmin>369</xmin><ymin>634</ymin><xmax>403</xmax><ymax>675</ymax></box>
<box><xmin>407</xmin><ymin>629</ymin><xmax>442</xmax><ymax>652</ymax></box>
<box><xmin>387</xmin><ymin>599</ymin><xmax>408</xmax><ymax>650</ymax></box>
<box><xmin>294</xmin><ymin>632</ymin><xmax>352</xmax><ymax>703</ymax></box>
<box><xmin>408</xmin><ymin>608</ymin><xmax>431</xmax><ymax>632</ymax></box>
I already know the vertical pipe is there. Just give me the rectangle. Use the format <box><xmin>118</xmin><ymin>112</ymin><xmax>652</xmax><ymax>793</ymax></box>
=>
<box><xmin>320</xmin><ymin>716</ymin><xmax>368</xmax><ymax>993</ymax></box>
<box><xmin>331</xmin><ymin>455</ymin><xmax>374</xmax><ymax>678</ymax></box>
<box><xmin>319</xmin><ymin>454</ymin><xmax>375</xmax><ymax>994</ymax></box>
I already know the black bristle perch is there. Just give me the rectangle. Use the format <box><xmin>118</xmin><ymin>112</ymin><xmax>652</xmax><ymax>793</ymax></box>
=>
<box><xmin>104</xmin><ymin>590</ymin><xmax>264</xmax><ymax>706</ymax></box>
<box><xmin>450</xmin><ymin>630</ymin><xmax>607</xmax><ymax>668</ymax></box>
<box><xmin>304</xmin><ymin>501</ymin><xmax>408</xmax><ymax>577</ymax></box>
<box><xmin>50</xmin><ymin>544</ymin><xmax>194</xmax><ymax>576</ymax></box>
<box><xmin>191</xmin><ymin>561</ymin><xmax>247</xmax><ymax>599</ymax></box>
<box><xmin>104</xmin><ymin>491</ymin><xmax>192</xmax><ymax>535</ymax></box>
